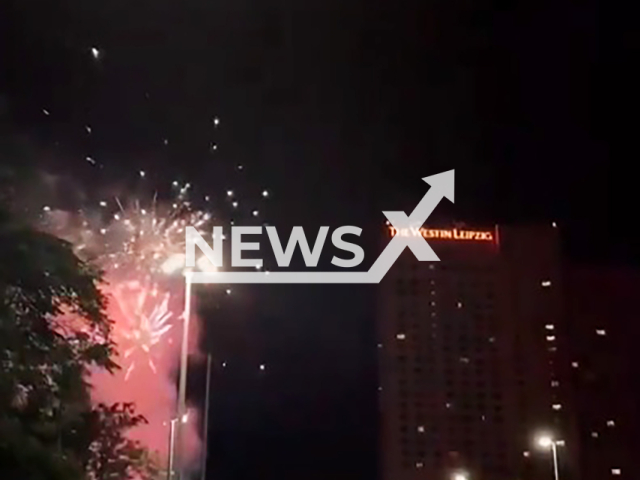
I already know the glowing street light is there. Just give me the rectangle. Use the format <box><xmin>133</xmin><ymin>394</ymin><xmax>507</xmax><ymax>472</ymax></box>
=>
<box><xmin>535</xmin><ymin>433</ymin><xmax>563</xmax><ymax>480</ymax></box>
<box><xmin>451</xmin><ymin>470</ymin><xmax>470</xmax><ymax>480</ymax></box>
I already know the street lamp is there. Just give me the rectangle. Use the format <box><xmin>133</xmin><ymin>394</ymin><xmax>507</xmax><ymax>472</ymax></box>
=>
<box><xmin>451</xmin><ymin>470</ymin><xmax>469</xmax><ymax>480</ymax></box>
<box><xmin>165</xmin><ymin>413</ymin><xmax>189</xmax><ymax>480</ymax></box>
<box><xmin>161</xmin><ymin>254</ymin><xmax>217</xmax><ymax>480</ymax></box>
<box><xmin>535</xmin><ymin>433</ymin><xmax>564</xmax><ymax>480</ymax></box>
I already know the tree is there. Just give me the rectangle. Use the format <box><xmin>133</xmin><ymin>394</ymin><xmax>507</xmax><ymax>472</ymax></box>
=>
<box><xmin>0</xmin><ymin>205</ymin><xmax>156</xmax><ymax>479</ymax></box>
<box><xmin>83</xmin><ymin>403</ymin><xmax>160</xmax><ymax>480</ymax></box>
<box><xmin>0</xmin><ymin>206</ymin><xmax>116</xmax><ymax>479</ymax></box>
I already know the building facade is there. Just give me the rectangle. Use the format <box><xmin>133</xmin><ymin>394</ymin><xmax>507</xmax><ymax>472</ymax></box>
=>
<box><xmin>378</xmin><ymin>224</ymin><xmax>577</xmax><ymax>480</ymax></box>
<box><xmin>565</xmin><ymin>267</ymin><xmax>638</xmax><ymax>480</ymax></box>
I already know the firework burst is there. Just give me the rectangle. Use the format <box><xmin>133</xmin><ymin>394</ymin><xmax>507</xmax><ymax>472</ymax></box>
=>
<box><xmin>110</xmin><ymin>280</ymin><xmax>174</xmax><ymax>380</ymax></box>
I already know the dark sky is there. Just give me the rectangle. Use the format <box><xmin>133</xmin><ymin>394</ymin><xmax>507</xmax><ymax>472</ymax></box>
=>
<box><xmin>0</xmin><ymin>0</ymin><xmax>629</xmax><ymax>479</ymax></box>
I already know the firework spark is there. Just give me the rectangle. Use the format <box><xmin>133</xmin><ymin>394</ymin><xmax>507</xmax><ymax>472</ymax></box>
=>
<box><xmin>110</xmin><ymin>280</ymin><xmax>174</xmax><ymax>380</ymax></box>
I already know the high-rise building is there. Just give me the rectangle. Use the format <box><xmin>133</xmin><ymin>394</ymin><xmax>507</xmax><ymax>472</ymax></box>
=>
<box><xmin>565</xmin><ymin>267</ymin><xmax>639</xmax><ymax>480</ymax></box>
<box><xmin>377</xmin><ymin>223</ymin><xmax>578</xmax><ymax>480</ymax></box>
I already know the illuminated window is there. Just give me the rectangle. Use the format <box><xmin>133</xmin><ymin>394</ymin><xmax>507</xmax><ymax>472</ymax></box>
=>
<box><xmin>396</xmin><ymin>333</ymin><xmax>406</xmax><ymax>340</ymax></box>
<box><xmin>546</xmin><ymin>336</ymin><xmax>556</xmax><ymax>342</ymax></box>
<box><xmin>596</xmin><ymin>329</ymin><xmax>607</xmax><ymax>336</ymax></box>
<box><xmin>607</xmin><ymin>420</ymin><xmax>615</xmax><ymax>427</ymax></box>
<box><xmin>545</xmin><ymin>324</ymin><xmax>555</xmax><ymax>330</ymax></box>
<box><xmin>541</xmin><ymin>280</ymin><xmax>552</xmax><ymax>287</ymax></box>
<box><xmin>612</xmin><ymin>468</ymin><xmax>621</xmax><ymax>475</ymax></box>
<box><xmin>552</xmin><ymin>404</ymin><xmax>562</xmax><ymax>411</ymax></box>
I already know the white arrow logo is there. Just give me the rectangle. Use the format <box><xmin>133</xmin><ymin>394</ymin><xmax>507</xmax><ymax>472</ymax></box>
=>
<box><xmin>190</xmin><ymin>170</ymin><xmax>454</xmax><ymax>284</ymax></box>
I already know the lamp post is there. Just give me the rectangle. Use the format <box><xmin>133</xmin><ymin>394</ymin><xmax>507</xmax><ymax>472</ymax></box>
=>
<box><xmin>200</xmin><ymin>354</ymin><xmax>212</xmax><ymax>480</ymax></box>
<box><xmin>161</xmin><ymin>254</ymin><xmax>217</xmax><ymax>480</ymax></box>
<box><xmin>536</xmin><ymin>434</ymin><xmax>564</xmax><ymax>480</ymax></box>
<box><xmin>166</xmin><ymin>418</ymin><xmax>177</xmax><ymax>480</ymax></box>
<box><xmin>165</xmin><ymin>413</ymin><xmax>189</xmax><ymax>480</ymax></box>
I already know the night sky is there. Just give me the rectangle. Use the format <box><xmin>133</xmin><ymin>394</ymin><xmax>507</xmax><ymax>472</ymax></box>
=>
<box><xmin>0</xmin><ymin>1</ymin><xmax>630</xmax><ymax>479</ymax></box>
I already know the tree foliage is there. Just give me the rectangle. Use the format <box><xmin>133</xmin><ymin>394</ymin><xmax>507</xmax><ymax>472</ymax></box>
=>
<box><xmin>0</xmin><ymin>202</ymin><xmax>157</xmax><ymax>479</ymax></box>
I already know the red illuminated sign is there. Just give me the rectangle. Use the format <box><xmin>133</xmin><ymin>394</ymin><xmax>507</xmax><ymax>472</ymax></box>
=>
<box><xmin>388</xmin><ymin>226</ymin><xmax>494</xmax><ymax>242</ymax></box>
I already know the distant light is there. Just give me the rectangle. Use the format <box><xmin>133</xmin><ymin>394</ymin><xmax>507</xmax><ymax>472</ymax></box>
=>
<box><xmin>227</xmin><ymin>190</ymin><xmax>234</xmax><ymax>197</ymax></box>
<box><xmin>100</xmin><ymin>228</ymin><xmax>107</xmax><ymax>234</ymax></box>
<box><xmin>99</xmin><ymin>201</ymin><xmax>107</xmax><ymax>207</ymax></box>
<box><xmin>213</xmin><ymin>117</ymin><xmax>220</xmax><ymax>126</ymax></box>
<box><xmin>90</xmin><ymin>47</ymin><xmax>100</xmax><ymax>59</ymax></box>
<box><xmin>85</xmin><ymin>125</ymin><xmax>92</xmax><ymax>134</ymax></box>
<box><xmin>181</xmin><ymin>413</ymin><xmax>188</xmax><ymax>423</ymax></box>
<box><xmin>591</xmin><ymin>431</ymin><xmax>599</xmax><ymax>438</ymax></box>
<box><xmin>232</xmin><ymin>201</ymin><xmax>238</xmax><ymax>208</ymax></box>
<box><xmin>546</xmin><ymin>336</ymin><xmax>556</xmax><ymax>342</ymax></box>
<box><xmin>572</xmin><ymin>361</ymin><xmax>579</xmax><ymax>368</ymax></box>
<box><xmin>451</xmin><ymin>472</ymin><xmax>469</xmax><ymax>480</ymax></box>
<box><xmin>377</xmin><ymin>343</ymin><xmax>383</xmax><ymax>349</ymax></box>
<box><xmin>86</xmin><ymin>156</ymin><xmax>96</xmax><ymax>164</ymax></box>
<box><xmin>396</xmin><ymin>333</ymin><xmax>406</xmax><ymax>340</ymax></box>
<box><xmin>252</xmin><ymin>210</ymin><xmax>259</xmax><ymax>217</ymax></box>
<box><xmin>43</xmin><ymin>109</ymin><xmax>50</xmax><ymax>116</ymax></box>
<box><xmin>551</xmin><ymin>380</ymin><xmax>560</xmax><ymax>387</ymax></box>
<box><xmin>552</xmin><ymin>404</ymin><xmax>562</xmax><ymax>411</ymax></box>
<box><xmin>536</xmin><ymin>435</ymin><xmax>554</xmax><ymax>449</ymax></box>
<box><xmin>262</xmin><ymin>190</ymin><xmax>269</xmax><ymax>197</ymax></box>
<box><xmin>211</xmin><ymin>143</ymin><xmax>217</xmax><ymax>151</ymax></box>
<box><xmin>161</xmin><ymin>254</ymin><xmax>186</xmax><ymax>274</ymax></box>
<box><xmin>225</xmin><ymin>289</ymin><xmax>232</xmax><ymax>295</ymax></box>
<box><xmin>523</xmin><ymin>451</ymin><xmax>530</xmax><ymax>458</ymax></box>
<box><xmin>596</xmin><ymin>329</ymin><xmax>607</xmax><ymax>336</ymax></box>
<box><xmin>415</xmin><ymin>462</ymin><xmax>424</xmax><ymax>469</ymax></box>
<box><xmin>456</xmin><ymin>301</ymin><xmax>463</xmax><ymax>308</ymax></box>
<box><xmin>163</xmin><ymin>139</ymin><xmax>169</xmax><ymax>145</ymax></box>
<box><xmin>42</xmin><ymin>206</ymin><xmax>51</xmax><ymax>212</ymax></box>
<box><xmin>237</xmin><ymin>164</ymin><xmax>243</xmax><ymax>170</ymax></box>
<box><xmin>259</xmin><ymin>364</ymin><xmax>266</xmax><ymax>371</ymax></box>
<box><xmin>607</xmin><ymin>420</ymin><xmax>615</xmax><ymax>427</ymax></box>
<box><xmin>255</xmin><ymin>264</ymin><xmax>261</xmax><ymax>270</ymax></box>
<box><xmin>222</xmin><ymin>361</ymin><xmax>227</xmax><ymax>368</ymax></box>
<box><xmin>197</xmin><ymin>256</ymin><xmax>217</xmax><ymax>273</ymax></box>
<box><xmin>541</xmin><ymin>280</ymin><xmax>552</xmax><ymax>287</ymax></box>
<box><xmin>139</xmin><ymin>170</ymin><xmax>146</xmax><ymax>178</ymax></box>
<box><xmin>612</xmin><ymin>468</ymin><xmax>621</xmax><ymax>475</ymax></box>
<box><xmin>173</xmin><ymin>181</ymin><xmax>179</xmax><ymax>187</ymax></box>
<box><xmin>552</xmin><ymin>221</ymin><xmax>557</xmax><ymax>228</ymax></box>
<box><xmin>545</xmin><ymin>324</ymin><xmax>555</xmax><ymax>330</ymax></box>
<box><xmin>417</xmin><ymin>425</ymin><xmax>425</xmax><ymax>433</ymax></box>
